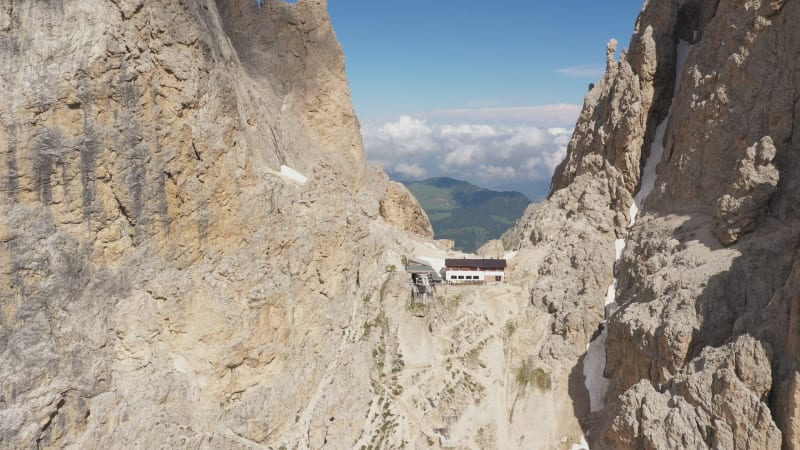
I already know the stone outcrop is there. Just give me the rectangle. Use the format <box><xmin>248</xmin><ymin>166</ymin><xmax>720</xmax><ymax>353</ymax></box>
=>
<box><xmin>373</xmin><ymin>172</ymin><xmax>434</xmax><ymax>238</ymax></box>
<box><xmin>602</xmin><ymin>0</ymin><xmax>800</xmax><ymax>444</ymax></box>
<box><xmin>477</xmin><ymin>239</ymin><xmax>504</xmax><ymax>258</ymax></box>
<box><xmin>0</xmin><ymin>1</ymin><xmax>429</xmax><ymax>448</ymax></box>
<box><xmin>601</xmin><ymin>335</ymin><xmax>781</xmax><ymax>450</ymax></box>
<box><xmin>504</xmin><ymin>0</ymin><xmax>800</xmax><ymax>448</ymax></box>
<box><xmin>527</xmin><ymin>156</ymin><xmax>628</xmax><ymax>359</ymax></box>
<box><xmin>505</xmin><ymin>0</ymin><xmax>800</xmax><ymax>448</ymax></box>
<box><xmin>216</xmin><ymin>0</ymin><xmax>368</xmax><ymax>188</ymax></box>
<box><xmin>4</xmin><ymin>1</ymin><xmax>596</xmax><ymax>448</ymax></box>
<box><xmin>713</xmin><ymin>136</ymin><xmax>780</xmax><ymax>245</ymax></box>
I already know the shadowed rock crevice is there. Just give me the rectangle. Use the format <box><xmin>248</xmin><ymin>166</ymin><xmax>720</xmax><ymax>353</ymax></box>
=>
<box><xmin>79</xmin><ymin>121</ymin><xmax>99</xmax><ymax>224</ymax></box>
<box><xmin>4</xmin><ymin>122</ymin><xmax>18</xmax><ymax>200</ymax></box>
<box><xmin>600</xmin><ymin>130</ymin><xmax>800</xmax><ymax>446</ymax></box>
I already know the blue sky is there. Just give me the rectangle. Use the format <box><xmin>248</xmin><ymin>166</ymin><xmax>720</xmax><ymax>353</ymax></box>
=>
<box><xmin>325</xmin><ymin>1</ymin><xmax>644</xmax><ymax>198</ymax></box>
<box><xmin>329</xmin><ymin>1</ymin><xmax>643</xmax><ymax>122</ymax></box>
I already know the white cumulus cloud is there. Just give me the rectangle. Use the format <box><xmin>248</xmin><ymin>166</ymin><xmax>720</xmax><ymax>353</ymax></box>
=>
<box><xmin>379</xmin><ymin>115</ymin><xmax>430</xmax><ymax>140</ymax></box>
<box><xmin>362</xmin><ymin>112</ymin><xmax>576</xmax><ymax>192</ymax></box>
<box><xmin>393</xmin><ymin>162</ymin><xmax>428</xmax><ymax>179</ymax></box>
<box><xmin>366</xmin><ymin>115</ymin><xmax>436</xmax><ymax>156</ymax></box>
<box><xmin>440</xmin><ymin>124</ymin><xmax>497</xmax><ymax>139</ymax></box>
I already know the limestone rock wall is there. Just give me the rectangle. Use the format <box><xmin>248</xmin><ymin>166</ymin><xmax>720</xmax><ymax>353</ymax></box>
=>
<box><xmin>375</xmin><ymin>176</ymin><xmax>434</xmax><ymax>239</ymax></box>
<box><xmin>602</xmin><ymin>335</ymin><xmax>781</xmax><ymax>450</ymax></box>
<box><xmin>514</xmin><ymin>0</ymin><xmax>800</xmax><ymax>447</ymax></box>
<box><xmin>5</xmin><ymin>0</ymin><xmax>800</xmax><ymax>447</ymax></box>
<box><xmin>0</xmin><ymin>1</ymin><xmax>423</xmax><ymax>448</ymax></box>
<box><xmin>603</xmin><ymin>1</ymin><xmax>800</xmax><ymax>447</ymax></box>
<box><xmin>216</xmin><ymin>0</ymin><xmax>368</xmax><ymax>188</ymax></box>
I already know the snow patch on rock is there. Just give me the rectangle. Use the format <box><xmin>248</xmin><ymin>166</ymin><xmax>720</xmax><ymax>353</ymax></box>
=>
<box><xmin>584</xmin><ymin>330</ymin><xmax>611</xmax><ymax>412</ymax></box>
<box><xmin>280</xmin><ymin>165</ymin><xmax>308</xmax><ymax>185</ymax></box>
<box><xmin>583</xmin><ymin>40</ymin><xmax>692</xmax><ymax>414</ymax></box>
<box><xmin>569</xmin><ymin>436</ymin><xmax>590</xmax><ymax>450</ymax></box>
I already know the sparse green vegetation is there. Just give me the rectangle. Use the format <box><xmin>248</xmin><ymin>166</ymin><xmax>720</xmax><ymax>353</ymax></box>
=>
<box><xmin>463</xmin><ymin>339</ymin><xmax>487</xmax><ymax>364</ymax></box>
<box><xmin>516</xmin><ymin>360</ymin><xmax>552</xmax><ymax>390</ymax></box>
<box><xmin>445</xmin><ymin>293</ymin><xmax>464</xmax><ymax>310</ymax></box>
<box><xmin>405</xmin><ymin>296</ymin><xmax>429</xmax><ymax>316</ymax></box>
<box><xmin>504</xmin><ymin>320</ymin><xmax>517</xmax><ymax>337</ymax></box>
<box><xmin>375</xmin><ymin>311</ymin><xmax>388</xmax><ymax>329</ymax></box>
<box><xmin>462</xmin><ymin>372</ymin><xmax>485</xmax><ymax>402</ymax></box>
<box><xmin>379</xmin><ymin>272</ymin><xmax>394</xmax><ymax>303</ymax></box>
<box><xmin>363</xmin><ymin>320</ymin><xmax>373</xmax><ymax>338</ymax></box>
<box><xmin>364</xmin><ymin>395</ymin><xmax>399</xmax><ymax>450</ymax></box>
<box><xmin>363</xmin><ymin>296</ymin><xmax>408</xmax><ymax>448</ymax></box>
<box><xmin>533</xmin><ymin>368</ymin><xmax>552</xmax><ymax>390</ymax></box>
<box><xmin>363</xmin><ymin>311</ymin><xmax>387</xmax><ymax>340</ymax></box>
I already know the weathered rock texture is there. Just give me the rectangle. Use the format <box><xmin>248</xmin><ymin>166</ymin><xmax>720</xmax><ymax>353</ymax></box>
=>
<box><xmin>713</xmin><ymin>136</ymin><xmax>780</xmax><ymax>245</ymax></box>
<box><xmin>0</xmin><ymin>1</ymin><xmax>432</xmax><ymax>448</ymax></box>
<box><xmin>374</xmin><ymin>175</ymin><xmax>434</xmax><ymax>239</ymax></box>
<box><xmin>603</xmin><ymin>335</ymin><xmax>781</xmax><ymax>450</ymax></box>
<box><xmin>508</xmin><ymin>0</ymin><xmax>800</xmax><ymax>447</ymax></box>
<box><xmin>5</xmin><ymin>0</ymin><xmax>800</xmax><ymax>448</ymax></box>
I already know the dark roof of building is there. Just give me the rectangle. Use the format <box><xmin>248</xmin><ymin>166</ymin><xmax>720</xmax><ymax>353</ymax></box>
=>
<box><xmin>445</xmin><ymin>258</ymin><xmax>507</xmax><ymax>270</ymax></box>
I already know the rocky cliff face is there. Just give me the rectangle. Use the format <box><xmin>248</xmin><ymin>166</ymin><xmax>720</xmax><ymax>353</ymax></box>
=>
<box><xmin>0</xmin><ymin>1</ymin><xmax>432</xmax><ymax>448</ymax></box>
<box><xmin>4</xmin><ymin>0</ymin><xmax>800</xmax><ymax>449</ymax></box>
<box><xmin>375</xmin><ymin>174</ymin><xmax>435</xmax><ymax>239</ymax></box>
<box><xmin>511</xmin><ymin>0</ymin><xmax>800</xmax><ymax>447</ymax></box>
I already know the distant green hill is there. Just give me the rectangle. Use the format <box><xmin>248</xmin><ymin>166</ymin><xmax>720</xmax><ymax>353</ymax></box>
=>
<box><xmin>402</xmin><ymin>177</ymin><xmax>531</xmax><ymax>252</ymax></box>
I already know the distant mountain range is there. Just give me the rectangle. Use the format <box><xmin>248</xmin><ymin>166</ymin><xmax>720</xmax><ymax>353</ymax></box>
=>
<box><xmin>389</xmin><ymin>172</ymin><xmax>551</xmax><ymax>201</ymax></box>
<box><xmin>483</xmin><ymin>179</ymin><xmax>551</xmax><ymax>202</ymax></box>
<box><xmin>402</xmin><ymin>177</ymin><xmax>531</xmax><ymax>252</ymax></box>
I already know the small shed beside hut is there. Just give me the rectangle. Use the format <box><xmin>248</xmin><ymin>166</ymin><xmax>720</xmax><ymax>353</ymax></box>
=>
<box><xmin>405</xmin><ymin>258</ymin><xmax>441</xmax><ymax>305</ymax></box>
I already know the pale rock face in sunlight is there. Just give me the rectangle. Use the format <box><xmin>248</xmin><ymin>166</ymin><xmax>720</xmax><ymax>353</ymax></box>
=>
<box><xmin>3</xmin><ymin>0</ymin><xmax>800</xmax><ymax>449</ymax></box>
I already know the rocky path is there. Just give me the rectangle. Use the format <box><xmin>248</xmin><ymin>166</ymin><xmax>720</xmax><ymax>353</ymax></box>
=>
<box><xmin>276</xmin><ymin>246</ymin><xmax>585</xmax><ymax>449</ymax></box>
<box><xmin>377</xmin><ymin>277</ymin><xmax>554</xmax><ymax>448</ymax></box>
